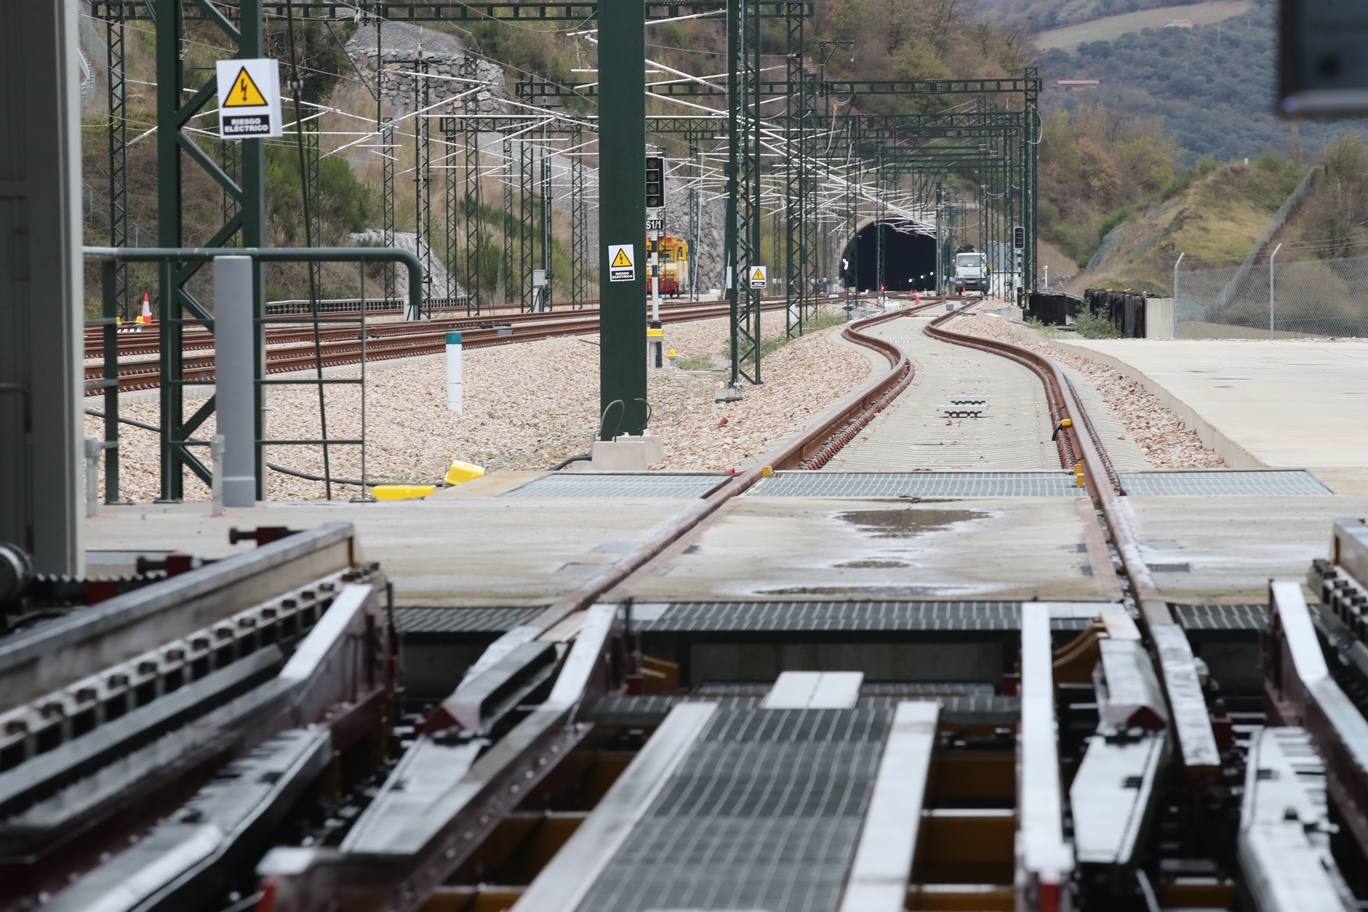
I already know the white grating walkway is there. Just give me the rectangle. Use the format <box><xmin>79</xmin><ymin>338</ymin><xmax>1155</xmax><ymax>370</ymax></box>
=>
<box><xmin>825</xmin><ymin>313</ymin><xmax>1059</xmax><ymax>471</ymax></box>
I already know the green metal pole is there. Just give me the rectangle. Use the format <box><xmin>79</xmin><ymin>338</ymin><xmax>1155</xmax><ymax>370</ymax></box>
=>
<box><xmin>725</xmin><ymin>0</ymin><xmax>741</xmax><ymax>386</ymax></box>
<box><xmin>597</xmin><ymin>0</ymin><xmax>648</xmax><ymax>437</ymax></box>
<box><xmin>749</xmin><ymin>0</ymin><xmax>763</xmax><ymax>381</ymax></box>
<box><xmin>241</xmin><ymin>0</ymin><xmax>267</xmax><ymax>497</ymax></box>
<box><xmin>155</xmin><ymin>0</ymin><xmax>181</xmax><ymax>501</ymax></box>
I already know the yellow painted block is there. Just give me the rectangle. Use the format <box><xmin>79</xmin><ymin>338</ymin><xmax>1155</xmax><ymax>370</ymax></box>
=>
<box><xmin>647</xmin><ymin>327</ymin><xmax>665</xmax><ymax>338</ymax></box>
<box><xmin>373</xmin><ymin>484</ymin><xmax>436</xmax><ymax>501</ymax></box>
<box><xmin>445</xmin><ymin>459</ymin><xmax>487</xmax><ymax>486</ymax></box>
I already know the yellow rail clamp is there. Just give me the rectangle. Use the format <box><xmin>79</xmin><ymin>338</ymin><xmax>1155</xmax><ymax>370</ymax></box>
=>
<box><xmin>762</xmin><ymin>466</ymin><xmax>774</xmax><ymax>478</ymax></box>
<box><xmin>445</xmin><ymin>460</ymin><xmax>486</xmax><ymax>486</ymax></box>
<box><xmin>647</xmin><ymin>327</ymin><xmax>665</xmax><ymax>338</ymax></box>
<box><xmin>1073</xmin><ymin>463</ymin><xmax>1084</xmax><ymax>476</ymax></box>
<box><xmin>1075</xmin><ymin>473</ymin><xmax>1087</xmax><ymax>489</ymax></box>
<box><xmin>373</xmin><ymin>484</ymin><xmax>437</xmax><ymax>502</ymax></box>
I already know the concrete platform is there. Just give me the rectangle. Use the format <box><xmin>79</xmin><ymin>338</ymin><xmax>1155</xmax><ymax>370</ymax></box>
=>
<box><xmin>610</xmin><ymin>495</ymin><xmax>1121</xmax><ymax>603</ymax></box>
<box><xmin>1058</xmin><ymin>339</ymin><xmax>1368</xmax><ymax>473</ymax></box>
<box><xmin>82</xmin><ymin>473</ymin><xmax>707</xmax><ymax>608</ymax></box>
<box><xmin>1122</xmin><ymin>494</ymin><xmax>1368</xmax><ymax>603</ymax></box>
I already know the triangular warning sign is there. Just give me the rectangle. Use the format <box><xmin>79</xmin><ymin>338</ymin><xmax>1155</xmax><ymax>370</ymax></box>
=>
<box><xmin>752</xmin><ymin>268</ymin><xmax>765</xmax><ymax>281</ymax></box>
<box><xmin>611</xmin><ymin>248</ymin><xmax>633</xmax><ymax>268</ymax></box>
<box><xmin>224</xmin><ymin>67</ymin><xmax>269</xmax><ymax>108</ymax></box>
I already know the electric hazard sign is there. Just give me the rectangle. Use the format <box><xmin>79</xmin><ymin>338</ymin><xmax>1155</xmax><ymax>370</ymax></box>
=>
<box><xmin>749</xmin><ymin>265</ymin><xmax>768</xmax><ymax>289</ymax></box>
<box><xmin>216</xmin><ymin>58</ymin><xmax>283</xmax><ymax>140</ymax></box>
<box><xmin>608</xmin><ymin>244</ymin><xmax>636</xmax><ymax>283</ymax></box>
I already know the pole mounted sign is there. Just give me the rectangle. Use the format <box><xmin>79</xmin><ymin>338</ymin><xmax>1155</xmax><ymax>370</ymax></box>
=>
<box><xmin>216</xmin><ymin>59</ymin><xmax>283</xmax><ymax>139</ymax></box>
<box><xmin>608</xmin><ymin>244</ymin><xmax>636</xmax><ymax>283</ymax></box>
<box><xmin>749</xmin><ymin>265</ymin><xmax>768</xmax><ymax>289</ymax></box>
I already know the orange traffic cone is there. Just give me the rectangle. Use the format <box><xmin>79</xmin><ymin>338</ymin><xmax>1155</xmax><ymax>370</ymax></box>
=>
<box><xmin>138</xmin><ymin>293</ymin><xmax>153</xmax><ymax>325</ymax></box>
<box><xmin>914</xmin><ymin>292</ymin><xmax>922</xmax><ymax>306</ymax></box>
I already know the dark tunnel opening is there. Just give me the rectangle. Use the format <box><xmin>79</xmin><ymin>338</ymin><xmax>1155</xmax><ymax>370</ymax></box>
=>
<box><xmin>841</xmin><ymin>224</ymin><xmax>938</xmax><ymax>292</ymax></box>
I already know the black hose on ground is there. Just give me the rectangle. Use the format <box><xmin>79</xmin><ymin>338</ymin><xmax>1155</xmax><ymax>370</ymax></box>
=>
<box><xmin>551</xmin><ymin>453</ymin><xmax>591</xmax><ymax>471</ymax></box>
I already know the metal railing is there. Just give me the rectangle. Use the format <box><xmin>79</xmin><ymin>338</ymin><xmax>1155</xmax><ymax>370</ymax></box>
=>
<box><xmin>84</xmin><ymin>246</ymin><xmax>424</xmax><ymax>504</ymax></box>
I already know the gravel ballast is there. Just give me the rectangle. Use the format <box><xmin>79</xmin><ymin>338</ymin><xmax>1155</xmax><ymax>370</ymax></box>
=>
<box><xmin>87</xmin><ymin>311</ymin><xmax>873</xmax><ymax>501</ymax></box>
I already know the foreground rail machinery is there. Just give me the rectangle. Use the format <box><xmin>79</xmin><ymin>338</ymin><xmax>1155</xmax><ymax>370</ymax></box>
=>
<box><xmin>6</xmin><ymin>300</ymin><xmax>1368</xmax><ymax>911</ymax></box>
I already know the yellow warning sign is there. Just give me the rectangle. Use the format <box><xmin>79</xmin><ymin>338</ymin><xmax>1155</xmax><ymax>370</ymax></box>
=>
<box><xmin>608</xmin><ymin>244</ymin><xmax>636</xmax><ymax>282</ymax></box>
<box><xmin>752</xmin><ymin>269</ymin><xmax>765</xmax><ymax>282</ymax></box>
<box><xmin>749</xmin><ymin>265</ymin><xmax>767</xmax><ymax>289</ymax></box>
<box><xmin>224</xmin><ymin>67</ymin><xmax>269</xmax><ymax>108</ymax></box>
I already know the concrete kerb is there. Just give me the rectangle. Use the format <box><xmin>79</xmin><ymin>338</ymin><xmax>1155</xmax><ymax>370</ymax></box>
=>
<box><xmin>1052</xmin><ymin>341</ymin><xmax>1266</xmax><ymax>470</ymax></box>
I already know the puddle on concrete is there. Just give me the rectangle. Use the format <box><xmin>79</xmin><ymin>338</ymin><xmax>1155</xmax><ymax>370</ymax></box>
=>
<box><xmin>835</xmin><ymin>559</ymin><xmax>911</xmax><ymax>569</ymax></box>
<box><xmin>837</xmin><ymin>507</ymin><xmax>989</xmax><ymax>539</ymax></box>
<box><xmin>760</xmin><ymin>584</ymin><xmax>968</xmax><ymax>597</ymax></box>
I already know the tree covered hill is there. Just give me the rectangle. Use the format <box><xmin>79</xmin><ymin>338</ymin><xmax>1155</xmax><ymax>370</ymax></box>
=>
<box><xmin>1037</xmin><ymin>0</ymin><xmax>1368</xmax><ymax>162</ymax></box>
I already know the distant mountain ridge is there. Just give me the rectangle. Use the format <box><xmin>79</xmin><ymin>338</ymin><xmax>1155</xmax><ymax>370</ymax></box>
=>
<box><xmin>976</xmin><ymin>0</ymin><xmax>1208</xmax><ymax>32</ymax></box>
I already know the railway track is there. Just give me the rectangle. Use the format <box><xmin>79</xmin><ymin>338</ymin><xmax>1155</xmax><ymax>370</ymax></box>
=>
<box><xmin>14</xmin><ymin>297</ymin><xmax>1359</xmax><ymax>911</ymax></box>
<box><xmin>84</xmin><ymin>297</ymin><xmax>802</xmax><ymax>395</ymax></box>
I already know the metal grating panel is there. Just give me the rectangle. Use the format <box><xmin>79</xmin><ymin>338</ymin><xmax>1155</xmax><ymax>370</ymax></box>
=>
<box><xmin>575</xmin><ymin>707</ymin><xmax>889</xmax><ymax>912</ymax></box>
<box><xmin>585</xmin><ymin>694</ymin><xmax>1018</xmax><ymax>728</ymax></box>
<box><xmin>750</xmin><ymin>471</ymin><xmax>1083</xmax><ymax>498</ymax></box>
<box><xmin>393</xmin><ymin>606</ymin><xmax>544</xmax><ymax>635</ymax></box>
<box><xmin>1171</xmin><ymin>603</ymin><xmax>1270</xmax><ymax>631</ymax></box>
<box><xmin>1119</xmin><ymin>470</ymin><xmax>1330</xmax><ymax>496</ymax></box>
<box><xmin>639</xmin><ymin>600</ymin><xmax>1094</xmax><ymax>633</ymax></box>
<box><xmin>503</xmin><ymin>473</ymin><xmax>727</xmax><ymax>498</ymax></box>
<box><xmin>692</xmin><ymin>681</ymin><xmax>994</xmax><ymax>697</ymax></box>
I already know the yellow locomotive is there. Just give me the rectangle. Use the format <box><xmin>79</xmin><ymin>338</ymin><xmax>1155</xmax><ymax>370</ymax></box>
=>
<box><xmin>646</xmin><ymin>234</ymin><xmax>690</xmax><ymax>296</ymax></box>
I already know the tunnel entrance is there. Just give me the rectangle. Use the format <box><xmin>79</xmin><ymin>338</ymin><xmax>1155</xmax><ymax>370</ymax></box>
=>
<box><xmin>841</xmin><ymin>224</ymin><xmax>938</xmax><ymax>292</ymax></box>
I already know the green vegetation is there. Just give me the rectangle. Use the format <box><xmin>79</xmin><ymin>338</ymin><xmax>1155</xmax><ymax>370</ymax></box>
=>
<box><xmin>821</xmin><ymin>0</ymin><xmax>1031</xmax><ymax>110</ymax></box>
<box><xmin>1039</xmin><ymin>0</ymin><xmax>1367</xmax><ymax>163</ymax></box>
<box><xmin>1039</xmin><ymin>105</ymin><xmax>1180</xmax><ymax>266</ymax></box>
<box><xmin>1280</xmin><ymin>136</ymin><xmax>1368</xmax><ymax>260</ymax></box>
<box><xmin>266</xmin><ymin>145</ymin><xmax>371</xmax><ymax>247</ymax></box>
<box><xmin>1073</xmin><ymin>308</ymin><xmax>1125</xmax><ymax>337</ymax></box>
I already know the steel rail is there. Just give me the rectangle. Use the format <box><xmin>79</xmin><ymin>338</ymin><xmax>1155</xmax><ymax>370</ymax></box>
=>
<box><xmin>770</xmin><ymin>305</ymin><xmax>921</xmax><ymax>469</ymax></box>
<box><xmin>923</xmin><ymin>307</ymin><xmax>1222</xmax><ymax>777</ymax></box>
<box><xmin>84</xmin><ymin>300</ymin><xmax>796</xmax><ymax>395</ymax></box>
<box><xmin>253</xmin><ymin>298</ymin><xmax>945</xmax><ymax>912</ymax></box>
<box><xmin>83</xmin><ymin>296</ymin><xmax>788</xmax><ymax>359</ymax></box>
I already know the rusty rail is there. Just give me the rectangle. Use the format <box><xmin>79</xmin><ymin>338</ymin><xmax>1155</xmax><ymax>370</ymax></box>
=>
<box><xmin>925</xmin><ymin>305</ymin><xmax>1223</xmax><ymax>778</ymax></box>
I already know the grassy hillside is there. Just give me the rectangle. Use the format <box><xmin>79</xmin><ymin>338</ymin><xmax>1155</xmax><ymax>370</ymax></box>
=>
<box><xmin>1035</xmin><ymin>0</ymin><xmax>1250</xmax><ymax>51</ymax></box>
<box><xmin>1072</xmin><ymin>155</ymin><xmax>1301</xmax><ymax>292</ymax></box>
<box><xmin>1270</xmin><ymin>136</ymin><xmax>1368</xmax><ymax>260</ymax></box>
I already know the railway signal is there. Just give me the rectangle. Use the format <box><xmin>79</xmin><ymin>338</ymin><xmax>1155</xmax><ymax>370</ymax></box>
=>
<box><xmin>645</xmin><ymin>155</ymin><xmax>665</xmax><ymax>209</ymax></box>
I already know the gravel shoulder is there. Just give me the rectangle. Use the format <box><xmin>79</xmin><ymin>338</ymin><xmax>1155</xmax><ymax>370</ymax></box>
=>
<box><xmin>954</xmin><ymin>312</ymin><xmax>1225</xmax><ymax>470</ymax></box>
<box><xmin>87</xmin><ymin>309</ymin><xmax>873</xmax><ymax>501</ymax></box>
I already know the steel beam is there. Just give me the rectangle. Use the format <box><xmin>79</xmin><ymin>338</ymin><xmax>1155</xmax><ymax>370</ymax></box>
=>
<box><xmin>838</xmin><ymin>702</ymin><xmax>940</xmax><ymax>911</ymax></box>
<box><xmin>1238</xmin><ymin>726</ymin><xmax>1356</xmax><ymax>912</ymax></box>
<box><xmin>1017</xmin><ymin>604</ymin><xmax>1075</xmax><ymax>909</ymax></box>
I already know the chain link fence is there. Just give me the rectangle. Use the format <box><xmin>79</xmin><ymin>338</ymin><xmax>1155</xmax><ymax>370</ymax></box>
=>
<box><xmin>1176</xmin><ymin>254</ymin><xmax>1368</xmax><ymax>338</ymax></box>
